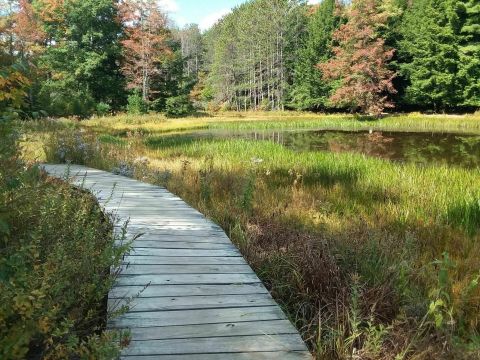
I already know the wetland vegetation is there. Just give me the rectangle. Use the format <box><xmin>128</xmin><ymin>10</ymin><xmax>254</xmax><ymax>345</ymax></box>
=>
<box><xmin>2</xmin><ymin>0</ymin><xmax>480</xmax><ymax>357</ymax></box>
<box><xmin>17</xmin><ymin>112</ymin><xmax>480</xmax><ymax>359</ymax></box>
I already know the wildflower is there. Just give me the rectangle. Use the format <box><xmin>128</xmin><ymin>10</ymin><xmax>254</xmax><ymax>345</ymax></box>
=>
<box><xmin>133</xmin><ymin>156</ymin><xmax>149</xmax><ymax>166</ymax></box>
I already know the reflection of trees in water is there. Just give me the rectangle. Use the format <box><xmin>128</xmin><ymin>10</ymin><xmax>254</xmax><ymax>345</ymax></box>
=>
<box><xmin>401</xmin><ymin>135</ymin><xmax>480</xmax><ymax>168</ymax></box>
<box><xmin>451</xmin><ymin>136</ymin><xmax>480</xmax><ymax>167</ymax></box>
<box><xmin>402</xmin><ymin>135</ymin><xmax>447</xmax><ymax>166</ymax></box>
<box><xmin>249</xmin><ymin>131</ymin><xmax>286</xmax><ymax>145</ymax></box>
<box><xmin>240</xmin><ymin>130</ymin><xmax>480</xmax><ymax>169</ymax></box>
<box><xmin>356</xmin><ymin>132</ymin><xmax>396</xmax><ymax>158</ymax></box>
<box><xmin>287</xmin><ymin>131</ymin><xmax>398</xmax><ymax>159</ymax></box>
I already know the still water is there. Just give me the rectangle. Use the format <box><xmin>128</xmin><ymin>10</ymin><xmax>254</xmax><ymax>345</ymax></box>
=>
<box><xmin>197</xmin><ymin>129</ymin><xmax>480</xmax><ymax>168</ymax></box>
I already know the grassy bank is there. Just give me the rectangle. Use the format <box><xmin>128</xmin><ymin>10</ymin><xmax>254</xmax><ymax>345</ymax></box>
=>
<box><xmin>21</xmin><ymin>113</ymin><xmax>480</xmax><ymax>359</ymax></box>
<box><xmin>0</xmin><ymin>122</ymin><xmax>130</xmax><ymax>359</ymax></box>
<box><xmin>84</xmin><ymin>112</ymin><xmax>480</xmax><ymax>136</ymax></box>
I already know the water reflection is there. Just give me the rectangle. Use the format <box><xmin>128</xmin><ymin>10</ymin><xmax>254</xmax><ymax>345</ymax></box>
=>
<box><xmin>206</xmin><ymin>130</ymin><xmax>480</xmax><ymax>168</ymax></box>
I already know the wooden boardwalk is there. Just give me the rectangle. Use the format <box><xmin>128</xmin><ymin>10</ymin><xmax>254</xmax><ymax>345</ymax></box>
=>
<box><xmin>43</xmin><ymin>164</ymin><xmax>311</xmax><ymax>359</ymax></box>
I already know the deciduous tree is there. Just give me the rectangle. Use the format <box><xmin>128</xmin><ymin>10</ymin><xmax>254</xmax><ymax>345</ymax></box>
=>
<box><xmin>14</xmin><ymin>0</ymin><xmax>46</xmax><ymax>58</ymax></box>
<box><xmin>318</xmin><ymin>0</ymin><xmax>396</xmax><ymax>116</ymax></box>
<box><xmin>119</xmin><ymin>0</ymin><xmax>171</xmax><ymax>101</ymax></box>
<box><xmin>34</xmin><ymin>0</ymin><xmax>125</xmax><ymax>116</ymax></box>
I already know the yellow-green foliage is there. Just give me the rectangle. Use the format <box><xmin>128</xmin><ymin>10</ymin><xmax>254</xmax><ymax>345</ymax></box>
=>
<box><xmin>0</xmin><ymin>123</ymin><xmax>129</xmax><ymax>359</ymax></box>
<box><xmin>83</xmin><ymin>112</ymin><xmax>480</xmax><ymax>135</ymax></box>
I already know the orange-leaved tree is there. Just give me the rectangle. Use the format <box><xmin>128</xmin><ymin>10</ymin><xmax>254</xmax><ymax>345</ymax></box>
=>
<box><xmin>14</xmin><ymin>0</ymin><xmax>46</xmax><ymax>58</ymax></box>
<box><xmin>119</xmin><ymin>0</ymin><xmax>171</xmax><ymax>101</ymax></box>
<box><xmin>318</xmin><ymin>0</ymin><xmax>396</xmax><ymax>116</ymax></box>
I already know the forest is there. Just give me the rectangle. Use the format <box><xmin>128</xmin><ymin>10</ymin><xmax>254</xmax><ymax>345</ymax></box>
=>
<box><xmin>1</xmin><ymin>0</ymin><xmax>479</xmax><ymax>120</ymax></box>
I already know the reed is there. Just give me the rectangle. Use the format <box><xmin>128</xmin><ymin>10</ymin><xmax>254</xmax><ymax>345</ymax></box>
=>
<box><xmin>22</xmin><ymin>114</ymin><xmax>480</xmax><ymax>359</ymax></box>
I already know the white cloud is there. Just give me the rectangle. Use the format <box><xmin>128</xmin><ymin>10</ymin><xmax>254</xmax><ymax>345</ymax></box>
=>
<box><xmin>199</xmin><ymin>8</ymin><xmax>230</xmax><ymax>31</ymax></box>
<box><xmin>307</xmin><ymin>0</ymin><xmax>321</xmax><ymax>4</ymax></box>
<box><xmin>157</xmin><ymin>0</ymin><xmax>180</xmax><ymax>13</ymax></box>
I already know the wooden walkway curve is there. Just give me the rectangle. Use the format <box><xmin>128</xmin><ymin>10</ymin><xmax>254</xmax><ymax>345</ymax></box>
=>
<box><xmin>43</xmin><ymin>164</ymin><xmax>312</xmax><ymax>359</ymax></box>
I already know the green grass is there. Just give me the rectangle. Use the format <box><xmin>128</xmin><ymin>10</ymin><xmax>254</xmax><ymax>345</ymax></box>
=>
<box><xmin>138</xmin><ymin>135</ymin><xmax>480</xmax><ymax>359</ymax></box>
<box><xmin>20</xmin><ymin>112</ymin><xmax>480</xmax><ymax>359</ymax></box>
<box><xmin>84</xmin><ymin>111</ymin><xmax>480</xmax><ymax>135</ymax></box>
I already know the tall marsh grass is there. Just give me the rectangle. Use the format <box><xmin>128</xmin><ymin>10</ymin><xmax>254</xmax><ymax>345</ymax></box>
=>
<box><xmin>24</xmin><ymin>115</ymin><xmax>480</xmax><ymax>359</ymax></box>
<box><xmin>83</xmin><ymin>111</ymin><xmax>480</xmax><ymax>135</ymax></box>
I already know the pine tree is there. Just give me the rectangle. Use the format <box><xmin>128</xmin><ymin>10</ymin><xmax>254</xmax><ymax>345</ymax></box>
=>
<box><xmin>204</xmin><ymin>0</ymin><xmax>300</xmax><ymax>111</ymax></box>
<box><xmin>398</xmin><ymin>0</ymin><xmax>462</xmax><ymax>110</ymax></box>
<box><xmin>288</xmin><ymin>0</ymin><xmax>339</xmax><ymax>111</ymax></box>
<box><xmin>318</xmin><ymin>0</ymin><xmax>396</xmax><ymax>115</ymax></box>
<box><xmin>176</xmin><ymin>24</ymin><xmax>203</xmax><ymax>80</ymax></box>
<box><xmin>458</xmin><ymin>0</ymin><xmax>480</xmax><ymax>107</ymax></box>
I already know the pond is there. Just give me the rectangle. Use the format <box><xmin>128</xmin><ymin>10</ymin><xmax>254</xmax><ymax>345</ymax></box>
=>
<box><xmin>194</xmin><ymin>129</ymin><xmax>480</xmax><ymax>168</ymax></box>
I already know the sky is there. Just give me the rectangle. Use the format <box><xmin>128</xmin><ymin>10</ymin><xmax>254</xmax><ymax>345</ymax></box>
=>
<box><xmin>158</xmin><ymin>0</ymin><xmax>321</xmax><ymax>31</ymax></box>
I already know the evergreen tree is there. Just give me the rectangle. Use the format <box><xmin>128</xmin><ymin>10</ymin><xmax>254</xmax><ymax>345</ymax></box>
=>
<box><xmin>288</xmin><ymin>0</ymin><xmax>339</xmax><ymax>111</ymax></box>
<box><xmin>176</xmin><ymin>24</ymin><xmax>203</xmax><ymax>80</ymax></box>
<box><xmin>204</xmin><ymin>0</ymin><xmax>300</xmax><ymax>111</ymax></box>
<box><xmin>458</xmin><ymin>0</ymin><xmax>480</xmax><ymax>107</ymax></box>
<box><xmin>149</xmin><ymin>38</ymin><xmax>189</xmax><ymax>111</ymax></box>
<box><xmin>398</xmin><ymin>0</ymin><xmax>462</xmax><ymax>110</ymax></box>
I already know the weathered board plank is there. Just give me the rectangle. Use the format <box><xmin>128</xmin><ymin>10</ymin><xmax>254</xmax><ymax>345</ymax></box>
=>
<box><xmin>108</xmin><ymin>293</ymin><xmax>277</xmax><ymax>312</ymax></box>
<box><xmin>115</xmin><ymin>273</ymin><xmax>261</xmax><ymax>286</ymax></box>
<box><xmin>118</xmin><ymin>264</ymin><xmax>252</xmax><ymax>275</ymax></box>
<box><xmin>109</xmin><ymin>306</ymin><xmax>286</xmax><ymax>328</ymax></box>
<box><xmin>109</xmin><ymin>284</ymin><xmax>269</xmax><ymax>298</ymax></box>
<box><xmin>126</xmin><ymin>248</ymin><xmax>241</xmax><ymax>257</ymax></box>
<box><xmin>122</xmin><ymin>335</ymin><xmax>307</xmax><ymax>355</ymax></box>
<box><xmin>123</xmin><ymin>320</ymin><xmax>299</xmax><ymax>340</ymax></box>
<box><xmin>128</xmin><ymin>236</ymin><xmax>232</xmax><ymax>244</ymax></box>
<box><xmin>42</xmin><ymin>164</ymin><xmax>311</xmax><ymax>359</ymax></box>
<box><xmin>121</xmin><ymin>256</ymin><xmax>246</xmax><ymax>265</ymax></box>
<box><xmin>116</xmin><ymin>241</ymin><xmax>236</xmax><ymax>249</ymax></box>
<box><xmin>121</xmin><ymin>353</ymin><xmax>312</xmax><ymax>360</ymax></box>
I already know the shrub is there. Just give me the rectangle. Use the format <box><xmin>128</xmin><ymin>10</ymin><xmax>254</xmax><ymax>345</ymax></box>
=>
<box><xmin>165</xmin><ymin>95</ymin><xmax>194</xmax><ymax>117</ymax></box>
<box><xmin>0</xmin><ymin>122</ymin><xmax>130</xmax><ymax>359</ymax></box>
<box><xmin>44</xmin><ymin>130</ymin><xmax>98</xmax><ymax>165</ymax></box>
<box><xmin>39</xmin><ymin>81</ymin><xmax>96</xmax><ymax>118</ymax></box>
<box><xmin>149</xmin><ymin>98</ymin><xmax>166</xmax><ymax>112</ymax></box>
<box><xmin>126</xmin><ymin>90</ymin><xmax>148</xmax><ymax>115</ymax></box>
<box><xmin>96</xmin><ymin>102</ymin><xmax>111</xmax><ymax>117</ymax></box>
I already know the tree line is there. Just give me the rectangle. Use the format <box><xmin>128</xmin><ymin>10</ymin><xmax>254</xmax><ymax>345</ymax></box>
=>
<box><xmin>1</xmin><ymin>0</ymin><xmax>479</xmax><ymax>119</ymax></box>
<box><xmin>204</xmin><ymin>0</ymin><xmax>479</xmax><ymax>115</ymax></box>
<box><xmin>0</xmin><ymin>0</ymin><xmax>192</xmax><ymax>118</ymax></box>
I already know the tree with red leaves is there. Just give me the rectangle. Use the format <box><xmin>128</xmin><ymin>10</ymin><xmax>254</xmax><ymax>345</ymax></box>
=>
<box><xmin>318</xmin><ymin>0</ymin><xmax>396</xmax><ymax>116</ymax></box>
<box><xmin>119</xmin><ymin>0</ymin><xmax>171</xmax><ymax>101</ymax></box>
<box><xmin>14</xmin><ymin>0</ymin><xmax>46</xmax><ymax>59</ymax></box>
